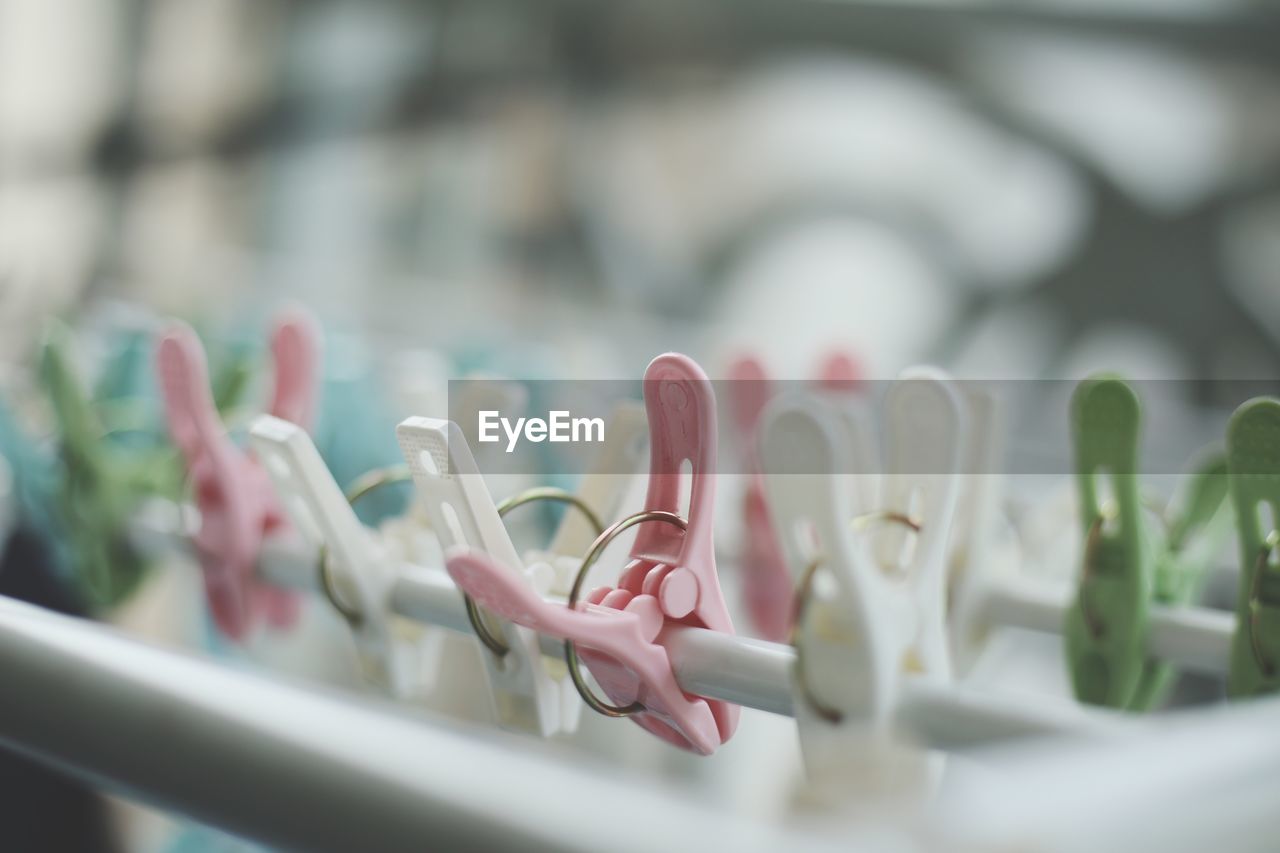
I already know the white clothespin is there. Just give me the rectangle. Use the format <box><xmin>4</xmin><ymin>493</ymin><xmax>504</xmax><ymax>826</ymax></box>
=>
<box><xmin>395</xmin><ymin>417</ymin><xmax>575</xmax><ymax>737</ymax></box>
<box><xmin>759</xmin><ymin>368</ymin><xmax>966</xmax><ymax>791</ymax></box>
<box><xmin>947</xmin><ymin>386</ymin><xmax>1020</xmax><ymax>605</ymax></box>
<box><xmin>249</xmin><ymin>416</ymin><xmax>443</xmax><ymax>697</ymax></box>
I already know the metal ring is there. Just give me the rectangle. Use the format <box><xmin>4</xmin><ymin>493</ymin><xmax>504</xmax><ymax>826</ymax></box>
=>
<box><xmin>563</xmin><ymin>509</ymin><xmax>688</xmax><ymax>718</ymax></box>
<box><xmin>1247</xmin><ymin>532</ymin><xmax>1280</xmax><ymax>677</ymax></box>
<box><xmin>789</xmin><ymin>556</ymin><xmax>845</xmax><ymax>724</ymax></box>
<box><xmin>1079</xmin><ymin>513</ymin><xmax>1110</xmax><ymax>640</ymax></box>
<box><xmin>462</xmin><ymin>487</ymin><xmax>607</xmax><ymax>659</ymax></box>
<box><xmin>316</xmin><ymin>465</ymin><xmax>414</xmax><ymax>627</ymax></box>
<box><xmin>1078</xmin><ymin>500</ymin><xmax>1124</xmax><ymax>640</ymax></box>
<box><xmin>850</xmin><ymin>509</ymin><xmax>923</xmax><ymax>578</ymax></box>
<box><xmin>850</xmin><ymin>510</ymin><xmax>922</xmax><ymax>534</ymax></box>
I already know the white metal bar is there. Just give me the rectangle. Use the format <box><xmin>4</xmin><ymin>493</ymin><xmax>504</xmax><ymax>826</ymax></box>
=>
<box><xmin>128</xmin><ymin>504</ymin><xmax>1123</xmax><ymax>748</ymax></box>
<box><xmin>0</xmin><ymin>595</ymin><xmax>838</xmax><ymax>853</ymax></box>
<box><xmin>937</xmin><ymin>694</ymin><xmax>1280</xmax><ymax>853</ymax></box>
<box><xmin>981</xmin><ymin>576</ymin><xmax>1236</xmax><ymax>676</ymax></box>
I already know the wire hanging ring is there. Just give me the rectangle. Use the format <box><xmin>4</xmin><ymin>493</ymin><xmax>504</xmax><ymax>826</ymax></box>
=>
<box><xmin>789</xmin><ymin>556</ymin><xmax>845</xmax><ymax>724</ymax></box>
<box><xmin>317</xmin><ymin>465</ymin><xmax>414</xmax><ymax>626</ymax></box>
<box><xmin>564</xmin><ymin>509</ymin><xmax>688</xmax><ymax>719</ymax></box>
<box><xmin>461</xmin><ymin>487</ymin><xmax>606</xmax><ymax>659</ymax></box>
<box><xmin>849</xmin><ymin>509</ymin><xmax>923</xmax><ymax>579</ymax></box>
<box><xmin>1079</xmin><ymin>498</ymin><xmax>1148</xmax><ymax>640</ymax></box>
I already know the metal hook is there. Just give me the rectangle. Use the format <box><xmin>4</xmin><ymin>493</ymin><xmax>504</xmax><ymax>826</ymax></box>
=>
<box><xmin>564</xmin><ymin>509</ymin><xmax>687</xmax><ymax>718</ymax></box>
<box><xmin>462</xmin><ymin>487</ymin><xmax>606</xmax><ymax>659</ymax></box>
<box><xmin>850</xmin><ymin>509</ymin><xmax>923</xmax><ymax>579</ymax></box>
<box><xmin>789</xmin><ymin>556</ymin><xmax>845</xmax><ymax>725</ymax></box>
<box><xmin>316</xmin><ymin>465</ymin><xmax>414</xmax><ymax>626</ymax></box>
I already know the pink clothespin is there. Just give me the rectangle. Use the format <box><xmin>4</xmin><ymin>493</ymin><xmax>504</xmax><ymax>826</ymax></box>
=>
<box><xmin>816</xmin><ymin>350</ymin><xmax>863</xmax><ymax>390</ymax></box>
<box><xmin>155</xmin><ymin>311</ymin><xmax>320</xmax><ymax>640</ymax></box>
<box><xmin>727</xmin><ymin>355</ymin><xmax>791</xmax><ymax>643</ymax></box>
<box><xmin>445</xmin><ymin>353</ymin><xmax>740</xmax><ymax>755</ymax></box>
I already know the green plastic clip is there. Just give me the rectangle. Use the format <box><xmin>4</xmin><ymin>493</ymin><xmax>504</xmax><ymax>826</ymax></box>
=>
<box><xmin>40</xmin><ymin>322</ymin><xmax>182</xmax><ymax>609</ymax></box>
<box><xmin>39</xmin><ymin>321</ymin><xmax>256</xmax><ymax>611</ymax></box>
<box><xmin>1226</xmin><ymin>398</ymin><xmax>1280</xmax><ymax>697</ymax></box>
<box><xmin>1065</xmin><ymin>376</ymin><xmax>1230</xmax><ymax>710</ymax></box>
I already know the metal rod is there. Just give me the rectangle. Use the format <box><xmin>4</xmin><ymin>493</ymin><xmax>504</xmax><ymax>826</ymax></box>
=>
<box><xmin>128</xmin><ymin>505</ymin><xmax>1121</xmax><ymax>747</ymax></box>
<box><xmin>0</xmin><ymin>595</ymin><xmax>832</xmax><ymax>853</ymax></box>
<box><xmin>980</xmin><ymin>576</ymin><xmax>1236</xmax><ymax>676</ymax></box>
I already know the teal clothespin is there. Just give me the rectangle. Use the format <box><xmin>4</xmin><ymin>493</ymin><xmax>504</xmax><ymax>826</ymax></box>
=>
<box><xmin>1226</xmin><ymin>397</ymin><xmax>1280</xmax><ymax>697</ymax></box>
<box><xmin>1065</xmin><ymin>376</ymin><xmax>1231</xmax><ymax>710</ymax></box>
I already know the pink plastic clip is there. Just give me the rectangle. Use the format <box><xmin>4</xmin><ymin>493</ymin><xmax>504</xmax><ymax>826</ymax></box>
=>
<box><xmin>444</xmin><ymin>353</ymin><xmax>739</xmax><ymax>754</ymax></box>
<box><xmin>155</xmin><ymin>311</ymin><xmax>320</xmax><ymax>640</ymax></box>
<box><xmin>816</xmin><ymin>349</ymin><xmax>863</xmax><ymax>390</ymax></box>
<box><xmin>446</xmin><ymin>549</ymin><xmax>722</xmax><ymax>754</ymax></box>
<box><xmin>727</xmin><ymin>355</ymin><xmax>791</xmax><ymax>642</ymax></box>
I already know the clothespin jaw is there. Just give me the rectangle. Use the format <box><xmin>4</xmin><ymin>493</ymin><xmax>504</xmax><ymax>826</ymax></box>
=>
<box><xmin>39</xmin><ymin>321</ymin><xmax>165</xmax><ymax>608</ymax></box>
<box><xmin>1227</xmin><ymin>398</ymin><xmax>1280</xmax><ymax>697</ymax></box>
<box><xmin>396</xmin><ymin>417</ymin><xmax>570</xmax><ymax>737</ymax></box>
<box><xmin>1065</xmin><ymin>376</ymin><xmax>1151</xmax><ymax>709</ymax></box>
<box><xmin>155</xmin><ymin>314</ymin><xmax>318</xmax><ymax>639</ymax></box>
<box><xmin>251</xmin><ymin>415</ymin><xmax>434</xmax><ymax>696</ymax></box>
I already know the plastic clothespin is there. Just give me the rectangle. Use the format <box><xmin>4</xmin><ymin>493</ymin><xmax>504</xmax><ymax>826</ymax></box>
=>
<box><xmin>443</xmin><ymin>353</ymin><xmax>741</xmax><ymax>755</ymax></box>
<box><xmin>155</xmin><ymin>312</ymin><xmax>320</xmax><ymax>640</ymax></box>
<box><xmin>759</xmin><ymin>370</ymin><xmax>965</xmax><ymax>780</ymax></box>
<box><xmin>1227</xmin><ymin>397</ymin><xmax>1280</xmax><ymax>697</ymax></box>
<box><xmin>1065</xmin><ymin>376</ymin><xmax>1230</xmax><ymax>710</ymax></box>
<box><xmin>727</xmin><ymin>355</ymin><xmax>792</xmax><ymax>643</ymax></box>
<box><xmin>946</xmin><ymin>387</ymin><xmax>1007</xmax><ymax>600</ymax></box>
<box><xmin>729</xmin><ymin>351</ymin><xmax>868</xmax><ymax>643</ymax></box>
<box><xmin>396</xmin><ymin>417</ymin><xmax>575</xmax><ymax>737</ymax></box>
<box><xmin>40</xmin><ymin>321</ymin><xmax>180</xmax><ymax>609</ymax></box>
<box><xmin>250</xmin><ymin>416</ymin><xmax>441</xmax><ymax>696</ymax></box>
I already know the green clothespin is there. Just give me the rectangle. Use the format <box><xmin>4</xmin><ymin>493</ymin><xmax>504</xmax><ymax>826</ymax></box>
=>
<box><xmin>40</xmin><ymin>322</ymin><xmax>181</xmax><ymax>609</ymax></box>
<box><xmin>1227</xmin><ymin>398</ymin><xmax>1280</xmax><ymax>697</ymax></box>
<box><xmin>1065</xmin><ymin>376</ymin><xmax>1231</xmax><ymax>710</ymax></box>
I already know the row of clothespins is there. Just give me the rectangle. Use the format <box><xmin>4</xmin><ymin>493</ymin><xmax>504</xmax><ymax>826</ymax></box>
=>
<box><xmin>5</xmin><ymin>305</ymin><xmax>1280</xmax><ymax>779</ymax></box>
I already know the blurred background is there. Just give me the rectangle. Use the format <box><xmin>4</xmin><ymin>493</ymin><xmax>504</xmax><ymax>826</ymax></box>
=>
<box><xmin>2</xmin><ymin>0</ymin><xmax>1278</xmax><ymax>388</ymax></box>
<box><xmin>0</xmin><ymin>0</ymin><xmax>1279</xmax><ymax>850</ymax></box>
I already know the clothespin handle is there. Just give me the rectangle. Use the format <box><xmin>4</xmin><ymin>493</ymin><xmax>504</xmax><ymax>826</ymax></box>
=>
<box><xmin>1065</xmin><ymin>375</ymin><xmax>1150</xmax><ymax>709</ymax></box>
<box><xmin>630</xmin><ymin>354</ymin><xmax>719</xmax><ymax>576</ymax></box>
<box><xmin>1227</xmin><ymin>398</ymin><xmax>1280</xmax><ymax>697</ymax></box>
<box><xmin>445</xmin><ymin>548</ymin><xmax>722</xmax><ymax>755</ymax></box>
